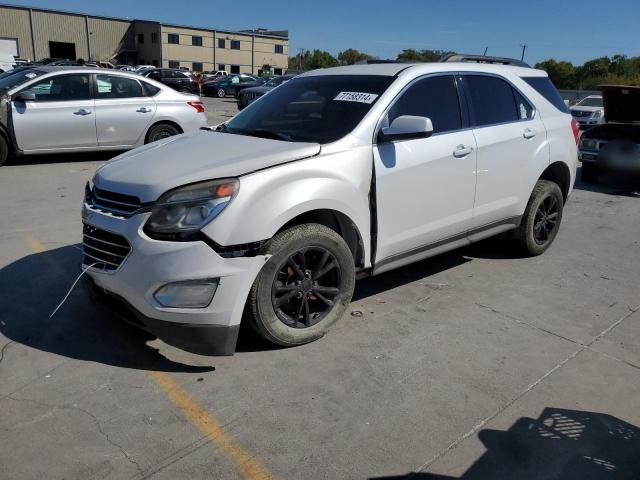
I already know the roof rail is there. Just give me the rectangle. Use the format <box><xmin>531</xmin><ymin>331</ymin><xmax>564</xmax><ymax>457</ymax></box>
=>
<box><xmin>439</xmin><ymin>53</ymin><xmax>530</xmax><ymax>68</ymax></box>
<box><xmin>354</xmin><ymin>59</ymin><xmax>412</xmax><ymax>65</ymax></box>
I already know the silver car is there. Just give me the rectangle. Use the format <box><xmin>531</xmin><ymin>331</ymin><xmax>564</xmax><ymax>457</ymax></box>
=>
<box><xmin>0</xmin><ymin>66</ymin><xmax>207</xmax><ymax>166</ymax></box>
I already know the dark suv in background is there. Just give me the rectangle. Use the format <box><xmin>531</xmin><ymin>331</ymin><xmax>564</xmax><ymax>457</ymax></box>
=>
<box><xmin>141</xmin><ymin>68</ymin><xmax>200</xmax><ymax>94</ymax></box>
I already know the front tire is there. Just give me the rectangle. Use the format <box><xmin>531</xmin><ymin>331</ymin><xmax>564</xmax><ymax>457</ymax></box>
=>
<box><xmin>581</xmin><ymin>163</ymin><xmax>599</xmax><ymax>183</ymax></box>
<box><xmin>216</xmin><ymin>88</ymin><xmax>226</xmax><ymax>98</ymax></box>
<box><xmin>245</xmin><ymin>224</ymin><xmax>355</xmax><ymax>347</ymax></box>
<box><xmin>514</xmin><ymin>180</ymin><xmax>564</xmax><ymax>256</ymax></box>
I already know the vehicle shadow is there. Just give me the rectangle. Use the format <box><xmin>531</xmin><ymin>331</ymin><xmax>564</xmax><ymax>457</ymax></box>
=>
<box><xmin>573</xmin><ymin>165</ymin><xmax>640</xmax><ymax>196</ymax></box>
<box><xmin>8</xmin><ymin>150</ymin><xmax>123</xmax><ymax>167</ymax></box>
<box><xmin>0</xmin><ymin>245</ymin><xmax>213</xmax><ymax>372</ymax></box>
<box><xmin>372</xmin><ymin>407</ymin><xmax>640</xmax><ymax>479</ymax></box>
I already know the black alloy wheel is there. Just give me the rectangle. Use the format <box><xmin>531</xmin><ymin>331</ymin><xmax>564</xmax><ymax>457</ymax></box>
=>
<box><xmin>533</xmin><ymin>195</ymin><xmax>559</xmax><ymax>245</ymax></box>
<box><xmin>271</xmin><ymin>247</ymin><xmax>342</xmax><ymax>328</ymax></box>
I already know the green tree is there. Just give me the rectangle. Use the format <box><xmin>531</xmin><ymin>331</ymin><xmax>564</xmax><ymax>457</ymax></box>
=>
<box><xmin>396</xmin><ymin>49</ymin><xmax>454</xmax><ymax>63</ymax></box>
<box><xmin>534</xmin><ymin>59</ymin><xmax>577</xmax><ymax>89</ymax></box>
<box><xmin>306</xmin><ymin>50</ymin><xmax>339</xmax><ymax>70</ymax></box>
<box><xmin>337</xmin><ymin>48</ymin><xmax>374</xmax><ymax>65</ymax></box>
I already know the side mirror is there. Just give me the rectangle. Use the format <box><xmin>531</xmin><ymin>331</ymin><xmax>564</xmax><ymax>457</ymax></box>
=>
<box><xmin>378</xmin><ymin>115</ymin><xmax>434</xmax><ymax>143</ymax></box>
<box><xmin>564</xmin><ymin>99</ymin><xmax>570</xmax><ymax>107</ymax></box>
<box><xmin>15</xmin><ymin>90</ymin><xmax>36</xmax><ymax>102</ymax></box>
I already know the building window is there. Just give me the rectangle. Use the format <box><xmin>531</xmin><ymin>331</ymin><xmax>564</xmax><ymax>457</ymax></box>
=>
<box><xmin>192</xmin><ymin>36</ymin><xmax>203</xmax><ymax>47</ymax></box>
<box><xmin>218</xmin><ymin>38</ymin><xmax>225</xmax><ymax>49</ymax></box>
<box><xmin>231</xmin><ymin>40</ymin><xmax>240</xmax><ymax>50</ymax></box>
<box><xmin>192</xmin><ymin>62</ymin><xmax>203</xmax><ymax>72</ymax></box>
<box><xmin>139</xmin><ymin>59</ymin><xmax>145</xmax><ymax>65</ymax></box>
<box><xmin>275</xmin><ymin>44</ymin><xmax>283</xmax><ymax>54</ymax></box>
<box><xmin>274</xmin><ymin>68</ymin><xmax>283</xmax><ymax>75</ymax></box>
<box><xmin>137</xmin><ymin>33</ymin><xmax>144</xmax><ymax>44</ymax></box>
<box><xmin>230</xmin><ymin>65</ymin><xmax>240</xmax><ymax>74</ymax></box>
<box><xmin>151</xmin><ymin>32</ymin><xmax>158</xmax><ymax>43</ymax></box>
<box><xmin>168</xmin><ymin>34</ymin><xmax>179</xmax><ymax>44</ymax></box>
<box><xmin>168</xmin><ymin>60</ymin><xmax>180</xmax><ymax>69</ymax></box>
<box><xmin>218</xmin><ymin>64</ymin><xmax>225</xmax><ymax>71</ymax></box>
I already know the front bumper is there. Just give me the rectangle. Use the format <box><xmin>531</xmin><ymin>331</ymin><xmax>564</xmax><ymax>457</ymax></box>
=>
<box><xmin>82</xmin><ymin>204</ymin><xmax>268</xmax><ymax>355</ymax></box>
<box><xmin>578</xmin><ymin>149</ymin><xmax>640</xmax><ymax>173</ymax></box>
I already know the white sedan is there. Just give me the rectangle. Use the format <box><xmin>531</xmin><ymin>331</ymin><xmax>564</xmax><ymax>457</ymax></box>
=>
<box><xmin>0</xmin><ymin>66</ymin><xmax>207</xmax><ymax>166</ymax></box>
<box><xmin>570</xmin><ymin>95</ymin><xmax>605</xmax><ymax>128</ymax></box>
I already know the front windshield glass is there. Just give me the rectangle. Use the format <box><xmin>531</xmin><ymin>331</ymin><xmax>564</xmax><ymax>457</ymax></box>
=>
<box><xmin>224</xmin><ymin>75</ymin><xmax>394</xmax><ymax>144</ymax></box>
<box><xmin>0</xmin><ymin>69</ymin><xmax>45</xmax><ymax>94</ymax></box>
<box><xmin>264</xmin><ymin>76</ymin><xmax>288</xmax><ymax>88</ymax></box>
<box><xmin>578</xmin><ymin>97</ymin><xmax>603</xmax><ymax>107</ymax></box>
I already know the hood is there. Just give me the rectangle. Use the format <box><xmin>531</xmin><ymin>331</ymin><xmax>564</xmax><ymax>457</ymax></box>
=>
<box><xmin>93</xmin><ymin>131</ymin><xmax>320</xmax><ymax>202</ymax></box>
<box><xmin>570</xmin><ymin>106</ymin><xmax>601</xmax><ymax>113</ymax></box>
<box><xmin>601</xmin><ymin>85</ymin><xmax>640</xmax><ymax>123</ymax></box>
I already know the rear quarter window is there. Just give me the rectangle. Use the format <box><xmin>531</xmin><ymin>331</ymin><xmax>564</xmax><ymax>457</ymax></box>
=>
<box><xmin>523</xmin><ymin>76</ymin><xmax>569</xmax><ymax>113</ymax></box>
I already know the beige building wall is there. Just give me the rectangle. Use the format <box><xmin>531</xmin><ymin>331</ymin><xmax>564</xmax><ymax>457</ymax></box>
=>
<box><xmin>215</xmin><ymin>32</ymin><xmax>253</xmax><ymax>73</ymax></box>
<box><xmin>31</xmin><ymin>10</ymin><xmax>88</xmax><ymax>60</ymax></box>
<box><xmin>87</xmin><ymin>17</ymin><xmax>132</xmax><ymax>63</ymax></box>
<box><xmin>253</xmin><ymin>36</ymin><xmax>288</xmax><ymax>75</ymax></box>
<box><xmin>0</xmin><ymin>6</ymin><xmax>33</xmax><ymax>60</ymax></box>
<box><xmin>162</xmin><ymin>26</ymin><xmax>215</xmax><ymax>70</ymax></box>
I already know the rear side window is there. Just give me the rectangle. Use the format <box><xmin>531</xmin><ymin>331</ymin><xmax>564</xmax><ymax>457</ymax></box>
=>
<box><xmin>142</xmin><ymin>81</ymin><xmax>161</xmax><ymax>96</ymax></box>
<box><xmin>388</xmin><ymin>75</ymin><xmax>462</xmax><ymax>134</ymax></box>
<box><xmin>96</xmin><ymin>75</ymin><xmax>143</xmax><ymax>99</ymax></box>
<box><xmin>514</xmin><ymin>90</ymin><xmax>534</xmax><ymax>120</ymax></box>
<box><xmin>522</xmin><ymin>76</ymin><xmax>569</xmax><ymax>113</ymax></box>
<box><xmin>464</xmin><ymin>75</ymin><xmax>519</xmax><ymax>126</ymax></box>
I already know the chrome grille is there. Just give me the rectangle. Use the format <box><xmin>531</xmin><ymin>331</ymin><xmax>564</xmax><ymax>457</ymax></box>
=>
<box><xmin>82</xmin><ymin>223</ymin><xmax>131</xmax><ymax>271</ymax></box>
<box><xmin>88</xmin><ymin>185</ymin><xmax>143</xmax><ymax>217</ymax></box>
<box><xmin>571</xmin><ymin>110</ymin><xmax>592</xmax><ymax>118</ymax></box>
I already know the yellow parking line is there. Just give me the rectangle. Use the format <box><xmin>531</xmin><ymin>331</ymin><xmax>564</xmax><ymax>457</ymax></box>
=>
<box><xmin>25</xmin><ymin>235</ymin><xmax>272</xmax><ymax>480</ymax></box>
<box><xmin>149</xmin><ymin>371</ymin><xmax>273</xmax><ymax>480</ymax></box>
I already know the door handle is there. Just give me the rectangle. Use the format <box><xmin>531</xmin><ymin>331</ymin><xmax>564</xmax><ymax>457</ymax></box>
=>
<box><xmin>74</xmin><ymin>109</ymin><xmax>92</xmax><ymax>116</ymax></box>
<box><xmin>453</xmin><ymin>144</ymin><xmax>473</xmax><ymax>158</ymax></box>
<box><xmin>523</xmin><ymin>128</ymin><xmax>537</xmax><ymax>139</ymax></box>
<box><xmin>136</xmin><ymin>107</ymin><xmax>152</xmax><ymax>113</ymax></box>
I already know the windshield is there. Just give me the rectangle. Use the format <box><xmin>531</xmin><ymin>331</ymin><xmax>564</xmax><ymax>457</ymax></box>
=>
<box><xmin>578</xmin><ymin>97</ymin><xmax>603</xmax><ymax>107</ymax></box>
<box><xmin>264</xmin><ymin>76</ymin><xmax>289</xmax><ymax>88</ymax></box>
<box><xmin>0</xmin><ymin>69</ymin><xmax>45</xmax><ymax>94</ymax></box>
<box><xmin>224</xmin><ymin>75</ymin><xmax>394</xmax><ymax>144</ymax></box>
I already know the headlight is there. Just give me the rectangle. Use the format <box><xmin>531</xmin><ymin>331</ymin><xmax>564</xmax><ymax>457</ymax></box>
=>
<box><xmin>580</xmin><ymin>138</ymin><xmax>597</xmax><ymax>150</ymax></box>
<box><xmin>593</xmin><ymin>110</ymin><xmax>602</xmax><ymax>118</ymax></box>
<box><xmin>144</xmin><ymin>178</ymin><xmax>238</xmax><ymax>240</ymax></box>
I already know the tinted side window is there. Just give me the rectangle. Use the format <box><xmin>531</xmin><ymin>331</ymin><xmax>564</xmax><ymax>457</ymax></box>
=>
<box><xmin>514</xmin><ymin>90</ymin><xmax>534</xmax><ymax>120</ymax></box>
<box><xmin>465</xmin><ymin>75</ymin><xmax>518</xmax><ymax>127</ymax></box>
<box><xmin>522</xmin><ymin>76</ymin><xmax>570</xmax><ymax>113</ymax></box>
<box><xmin>28</xmin><ymin>74</ymin><xmax>91</xmax><ymax>102</ymax></box>
<box><xmin>146</xmin><ymin>70</ymin><xmax>161</xmax><ymax>80</ymax></box>
<box><xmin>96</xmin><ymin>75</ymin><xmax>143</xmax><ymax>99</ymax></box>
<box><xmin>141</xmin><ymin>81</ymin><xmax>161</xmax><ymax>96</ymax></box>
<box><xmin>388</xmin><ymin>75</ymin><xmax>462</xmax><ymax>134</ymax></box>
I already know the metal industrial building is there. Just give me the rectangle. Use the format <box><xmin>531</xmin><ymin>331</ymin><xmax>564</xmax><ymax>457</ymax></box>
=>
<box><xmin>0</xmin><ymin>3</ymin><xmax>289</xmax><ymax>75</ymax></box>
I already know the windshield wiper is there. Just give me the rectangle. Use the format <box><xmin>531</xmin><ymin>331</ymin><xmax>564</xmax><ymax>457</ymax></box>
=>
<box><xmin>241</xmin><ymin>129</ymin><xmax>294</xmax><ymax>142</ymax></box>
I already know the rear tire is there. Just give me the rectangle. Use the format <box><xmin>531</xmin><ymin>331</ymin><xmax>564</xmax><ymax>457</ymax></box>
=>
<box><xmin>513</xmin><ymin>180</ymin><xmax>564</xmax><ymax>256</ymax></box>
<box><xmin>581</xmin><ymin>163</ymin><xmax>599</xmax><ymax>183</ymax></box>
<box><xmin>0</xmin><ymin>134</ymin><xmax>9</xmax><ymax>167</ymax></box>
<box><xmin>145</xmin><ymin>123</ymin><xmax>181</xmax><ymax>144</ymax></box>
<box><xmin>216</xmin><ymin>88</ymin><xmax>226</xmax><ymax>98</ymax></box>
<box><xmin>245</xmin><ymin>224</ymin><xmax>355</xmax><ymax>347</ymax></box>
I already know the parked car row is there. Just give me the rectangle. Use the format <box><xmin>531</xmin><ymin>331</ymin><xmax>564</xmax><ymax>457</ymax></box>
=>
<box><xmin>0</xmin><ymin>66</ymin><xmax>207</xmax><ymax>166</ymax></box>
<box><xmin>237</xmin><ymin>74</ymin><xmax>296</xmax><ymax>110</ymax></box>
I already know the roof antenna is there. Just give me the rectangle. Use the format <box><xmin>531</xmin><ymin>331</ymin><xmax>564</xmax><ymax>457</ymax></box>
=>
<box><xmin>520</xmin><ymin>44</ymin><xmax>527</xmax><ymax>61</ymax></box>
<box><xmin>483</xmin><ymin>47</ymin><xmax>488</xmax><ymax>56</ymax></box>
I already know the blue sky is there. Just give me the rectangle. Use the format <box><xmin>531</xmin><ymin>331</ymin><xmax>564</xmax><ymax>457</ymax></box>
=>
<box><xmin>7</xmin><ymin>0</ymin><xmax>640</xmax><ymax>65</ymax></box>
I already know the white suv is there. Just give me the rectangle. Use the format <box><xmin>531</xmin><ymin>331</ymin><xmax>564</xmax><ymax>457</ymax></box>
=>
<box><xmin>83</xmin><ymin>61</ymin><xmax>578</xmax><ymax>355</ymax></box>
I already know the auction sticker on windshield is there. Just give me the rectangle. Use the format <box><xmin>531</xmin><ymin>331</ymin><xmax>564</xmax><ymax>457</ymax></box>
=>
<box><xmin>334</xmin><ymin>91</ymin><xmax>379</xmax><ymax>104</ymax></box>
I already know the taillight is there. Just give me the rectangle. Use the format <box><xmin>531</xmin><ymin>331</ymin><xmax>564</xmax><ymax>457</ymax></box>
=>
<box><xmin>571</xmin><ymin>118</ymin><xmax>580</xmax><ymax>144</ymax></box>
<box><xmin>187</xmin><ymin>101</ymin><xmax>205</xmax><ymax>113</ymax></box>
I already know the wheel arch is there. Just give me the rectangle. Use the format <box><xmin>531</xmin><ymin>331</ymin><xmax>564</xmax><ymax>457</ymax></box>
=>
<box><xmin>276</xmin><ymin>209</ymin><xmax>366</xmax><ymax>268</ymax></box>
<box><xmin>538</xmin><ymin>161</ymin><xmax>571</xmax><ymax>201</ymax></box>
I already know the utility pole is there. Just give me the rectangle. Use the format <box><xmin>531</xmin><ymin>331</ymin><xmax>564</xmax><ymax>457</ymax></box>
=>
<box><xmin>520</xmin><ymin>44</ymin><xmax>527</xmax><ymax>62</ymax></box>
<box><xmin>298</xmin><ymin>48</ymin><xmax>304</xmax><ymax>71</ymax></box>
